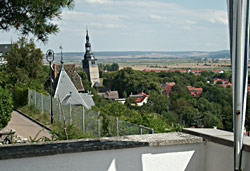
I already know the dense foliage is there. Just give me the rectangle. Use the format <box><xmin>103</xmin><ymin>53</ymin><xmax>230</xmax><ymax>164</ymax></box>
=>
<box><xmin>0</xmin><ymin>37</ymin><xmax>48</xmax><ymax>107</ymax></box>
<box><xmin>99</xmin><ymin>63</ymin><xmax>119</xmax><ymax>72</ymax></box>
<box><xmin>0</xmin><ymin>0</ymin><xmax>74</xmax><ymax>41</ymax></box>
<box><xmin>0</xmin><ymin>87</ymin><xmax>13</xmax><ymax>129</ymax></box>
<box><xmin>103</xmin><ymin>67</ymin><xmax>161</xmax><ymax>97</ymax></box>
<box><xmin>99</xmin><ymin>67</ymin><xmax>238</xmax><ymax>132</ymax></box>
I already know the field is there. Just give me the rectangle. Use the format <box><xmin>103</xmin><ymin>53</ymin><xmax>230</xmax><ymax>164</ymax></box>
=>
<box><xmin>43</xmin><ymin>51</ymin><xmax>235</xmax><ymax>72</ymax></box>
<box><xmin>101</xmin><ymin>58</ymin><xmax>232</xmax><ymax>72</ymax></box>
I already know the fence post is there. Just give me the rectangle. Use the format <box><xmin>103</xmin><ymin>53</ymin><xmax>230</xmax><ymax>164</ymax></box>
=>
<box><xmin>139</xmin><ymin>125</ymin><xmax>142</xmax><ymax>135</ymax></box>
<box><xmin>34</xmin><ymin>91</ymin><xmax>37</xmax><ymax>107</ymax></box>
<box><xmin>116</xmin><ymin>117</ymin><xmax>119</xmax><ymax>136</ymax></box>
<box><xmin>41</xmin><ymin>93</ymin><xmax>44</xmax><ymax>113</ymax></box>
<box><xmin>97</xmin><ymin>112</ymin><xmax>101</xmax><ymax>137</ymax></box>
<box><xmin>82</xmin><ymin>107</ymin><xmax>85</xmax><ymax>133</ymax></box>
<box><xmin>151</xmin><ymin>129</ymin><xmax>154</xmax><ymax>134</ymax></box>
<box><xmin>69</xmin><ymin>103</ymin><xmax>72</xmax><ymax>124</ymax></box>
<box><xmin>28</xmin><ymin>89</ymin><xmax>30</xmax><ymax>106</ymax></box>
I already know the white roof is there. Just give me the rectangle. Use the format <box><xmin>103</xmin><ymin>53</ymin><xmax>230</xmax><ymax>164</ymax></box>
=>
<box><xmin>54</xmin><ymin>66</ymin><xmax>91</xmax><ymax>109</ymax></box>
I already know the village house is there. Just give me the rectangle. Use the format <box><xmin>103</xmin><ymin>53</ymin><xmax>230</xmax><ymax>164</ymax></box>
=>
<box><xmin>187</xmin><ymin>86</ymin><xmax>203</xmax><ymax>98</ymax></box>
<box><xmin>129</xmin><ymin>92</ymin><xmax>150</xmax><ymax>106</ymax></box>
<box><xmin>213</xmin><ymin>78</ymin><xmax>232</xmax><ymax>88</ymax></box>
<box><xmin>160</xmin><ymin>82</ymin><xmax>176</xmax><ymax>96</ymax></box>
<box><xmin>53</xmin><ymin>63</ymin><xmax>94</xmax><ymax>108</ymax></box>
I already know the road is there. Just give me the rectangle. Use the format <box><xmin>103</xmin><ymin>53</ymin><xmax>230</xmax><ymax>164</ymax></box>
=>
<box><xmin>2</xmin><ymin>111</ymin><xmax>51</xmax><ymax>140</ymax></box>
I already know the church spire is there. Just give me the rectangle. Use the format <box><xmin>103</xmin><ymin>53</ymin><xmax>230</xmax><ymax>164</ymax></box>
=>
<box><xmin>84</xmin><ymin>29</ymin><xmax>95</xmax><ymax>60</ymax></box>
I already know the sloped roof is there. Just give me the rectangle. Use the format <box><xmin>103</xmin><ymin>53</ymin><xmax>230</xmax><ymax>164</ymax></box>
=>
<box><xmin>98</xmin><ymin>91</ymin><xmax>119</xmax><ymax>100</ymax></box>
<box><xmin>53</xmin><ymin>64</ymin><xmax>84</xmax><ymax>92</ymax></box>
<box><xmin>80</xmin><ymin>93</ymin><xmax>95</xmax><ymax>108</ymax></box>
<box><xmin>54</xmin><ymin>66</ymin><xmax>90</xmax><ymax>108</ymax></box>
<box><xmin>187</xmin><ymin>86</ymin><xmax>203</xmax><ymax>97</ymax></box>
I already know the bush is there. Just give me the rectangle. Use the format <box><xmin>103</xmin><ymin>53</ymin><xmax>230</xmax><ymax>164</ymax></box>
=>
<box><xmin>0</xmin><ymin>87</ymin><xmax>13</xmax><ymax>129</ymax></box>
<box><xmin>13</xmin><ymin>86</ymin><xmax>28</xmax><ymax>108</ymax></box>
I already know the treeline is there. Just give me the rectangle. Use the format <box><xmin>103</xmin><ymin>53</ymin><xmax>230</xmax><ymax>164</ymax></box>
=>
<box><xmin>99</xmin><ymin>67</ymin><xmax>250</xmax><ymax>132</ymax></box>
<box><xmin>98</xmin><ymin>63</ymin><xmax>119</xmax><ymax>72</ymax></box>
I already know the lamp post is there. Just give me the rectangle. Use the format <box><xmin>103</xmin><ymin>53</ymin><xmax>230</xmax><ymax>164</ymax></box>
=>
<box><xmin>46</xmin><ymin>49</ymin><xmax>54</xmax><ymax>124</ymax></box>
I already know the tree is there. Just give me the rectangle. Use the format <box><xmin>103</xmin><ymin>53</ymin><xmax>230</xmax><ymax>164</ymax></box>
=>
<box><xmin>110</xmin><ymin>67</ymin><xmax>161</xmax><ymax>97</ymax></box>
<box><xmin>0</xmin><ymin>0</ymin><xmax>74</xmax><ymax>41</ymax></box>
<box><xmin>2</xmin><ymin>37</ymin><xmax>48</xmax><ymax>107</ymax></box>
<box><xmin>4</xmin><ymin>37</ymin><xmax>46</xmax><ymax>89</ymax></box>
<box><xmin>0</xmin><ymin>87</ymin><xmax>13</xmax><ymax>129</ymax></box>
<box><xmin>111</xmin><ymin>63</ymin><xmax>119</xmax><ymax>71</ymax></box>
<box><xmin>144</xmin><ymin>93</ymin><xmax>170</xmax><ymax>115</ymax></box>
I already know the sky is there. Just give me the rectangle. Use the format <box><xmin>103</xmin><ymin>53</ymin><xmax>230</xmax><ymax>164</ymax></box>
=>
<box><xmin>0</xmin><ymin>0</ymin><xmax>230</xmax><ymax>53</ymax></box>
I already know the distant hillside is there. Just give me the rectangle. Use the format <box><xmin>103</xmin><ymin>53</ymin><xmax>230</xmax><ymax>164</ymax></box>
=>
<box><xmin>48</xmin><ymin>50</ymin><xmax>230</xmax><ymax>62</ymax></box>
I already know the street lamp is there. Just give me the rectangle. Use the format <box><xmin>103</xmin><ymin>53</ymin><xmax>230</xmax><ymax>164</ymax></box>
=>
<box><xmin>46</xmin><ymin>49</ymin><xmax>54</xmax><ymax>124</ymax></box>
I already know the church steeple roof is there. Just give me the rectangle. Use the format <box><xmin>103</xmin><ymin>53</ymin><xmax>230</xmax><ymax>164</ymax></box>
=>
<box><xmin>85</xmin><ymin>29</ymin><xmax>91</xmax><ymax>48</ymax></box>
<box><xmin>84</xmin><ymin>29</ymin><xmax>95</xmax><ymax>60</ymax></box>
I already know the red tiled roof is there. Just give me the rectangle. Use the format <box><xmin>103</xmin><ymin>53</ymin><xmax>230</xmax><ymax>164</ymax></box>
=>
<box><xmin>165</xmin><ymin>82</ymin><xmax>176</xmax><ymax>96</ymax></box>
<box><xmin>213</xmin><ymin>78</ymin><xmax>228</xmax><ymax>84</ymax></box>
<box><xmin>192</xmin><ymin>69</ymin><xmax>204</xmax><ymax>73</ymax></box>
<box><xmin>187</xmin><ymin>86</ymin><xmax>203</xmax><ymax>97</ymax></box>
<box><xmin>213</xmin><ymin>70</ymin><xmax>223</xmax><ymax>73</ymax></box>
<box><xmin>135</xmin><ymin>92</ymin><xmax>149</xmax><ymax>103</ymax></box>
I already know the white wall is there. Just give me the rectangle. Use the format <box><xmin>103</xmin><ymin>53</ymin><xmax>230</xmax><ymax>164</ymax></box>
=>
<box><xmin>0</xmin><ymin>142</ymin><xmax>249</xmax><ymax>171</ymax></box>
<box><xmin>0</xmin><ymin>143</ymin><xmax>204</xmax><ymax>171</ymax></box>
<box><xmin>205</xmin><ymin>141</ymin><xmax>249</xmax><ymax>171</ymax></box>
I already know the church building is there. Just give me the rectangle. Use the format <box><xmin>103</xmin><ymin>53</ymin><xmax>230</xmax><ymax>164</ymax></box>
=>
<box><xmin>82</xmin><ymin>30</ymin><xmax>100</xmax><ymax>87</ymax></box>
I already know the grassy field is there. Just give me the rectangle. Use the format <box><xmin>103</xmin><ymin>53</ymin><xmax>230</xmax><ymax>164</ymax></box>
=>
<box><xmin>104</xmin><ymin>58</ymin><xmax>232</xmax><ymax>72</ymax></box>
<box><xmin>46</xmin><ymin>57</ymin><xmax>235</xmax><ymax>72</ymax></box>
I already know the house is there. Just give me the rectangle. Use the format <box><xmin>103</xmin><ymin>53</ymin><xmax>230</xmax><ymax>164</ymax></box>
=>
<box><xmin>53</xmin><ymin>64</ymin><xmax>85</xmax><ymax>92</ymax></box>
<box><xmin>220</xmin><ymin>82</ymin><xmax>232</xmax><ymax>88</ymax></box>
<box><xmin>213</xmin><ymin>78</ymin><xmax>227</xmax><ymax>84</ymax></box>
<box><xmin>98</xmin><ymin>90</ymin><xmax>119</xmax><ymax>100</ymax></box>
<box><xmin>129</xmin><ymin>92</ymin><xmax>150</xmax><ymax>106</ymax></box>
<box><xmin>187</xmin><ymin>86</ymin><xmax>203</xmax><ymax>97</ymax></box>
<box><xmin>53</xmin><ymin>64</ymin><xmax>94</xmax><ymax>109</ymax></box>
<box><xmin>191</xmin><ymin>69</ymin><xmax>204</xmax><ymax>73</ymax></box>
<box><xmin>213</xmin><ymin>78</ymin><xmax>232</xmax><ymax>88</ymax></box>
<box><xmin>213</xmin><ymin>70</ymin><xmax>224</xmax><ymax>73</ymax></box>
<box><xmin>160</xmin><ymin>82</ymin><xmax>176</xmax><ymax>96</ymax></box>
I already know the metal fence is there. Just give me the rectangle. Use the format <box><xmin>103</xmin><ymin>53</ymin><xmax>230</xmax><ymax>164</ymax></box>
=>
<box><xmin>28</xmin><ymin>89</ymin><xmax>154</xmax><ymax>137</ymax></box>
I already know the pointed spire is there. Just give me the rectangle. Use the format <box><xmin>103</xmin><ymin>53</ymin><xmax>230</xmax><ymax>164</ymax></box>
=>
<box><xmin>59</xmin><ymin>45</ymin><xmax>64</xmax><ymax>70</ymax></box>
<box><xmin>86</xmin><ymin>27</ymin><xmax>89</xmax><ymax>41</ymax></box>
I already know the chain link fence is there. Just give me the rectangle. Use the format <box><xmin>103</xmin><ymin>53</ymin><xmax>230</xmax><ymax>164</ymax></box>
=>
<box><xmin>28</xmin><ymin>89</ymin><xmax>154</xmax><ymax>137</ymax></box>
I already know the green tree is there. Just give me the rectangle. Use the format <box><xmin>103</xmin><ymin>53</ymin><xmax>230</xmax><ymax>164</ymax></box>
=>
<box><xmin>202</xmin><ymin>111</ymin><xmax>221</xmax><ymax>128</ymax></box>
<box><xmin>0</xmin><ymin>0</ymin><xmax>74</xmax><ymax>41</ymax></box>
<box><xmin>111</xmin><ymin>63</ymin><xmax>119</xmax><ymax>71</ymax></box>
<box><xmin>0</xmin><ymin>87</ymin><xmax>13</xmax><ymax>129</ymax></box>
<box><xmin>144</xmin><ymin>93</ymin><xmax>170</xmax><ymax>115</ymax></box>
<box><xmin>2</xmin><ymin>37</ymin><xmax>48</xmax><ymax>107</ymax></box>
<box><xmin>170</xmin><ymin>84</ymin><xmax>192</xmax><ymax>101</ymax></box>
<box><xmin>4</xmin><ymin>37</ymin><xmax>46</xmax><ymax>89</ymax></box>
<box><xmin>110</xmin><ymin>67</ymin><xmax>161</xmax><ymax>97</ymax></box>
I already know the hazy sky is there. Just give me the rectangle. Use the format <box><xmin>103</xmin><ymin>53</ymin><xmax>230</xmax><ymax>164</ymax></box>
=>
<box><xmin>0</xmin><ymin>0</ymin><xmax>229</xmax><ymax>53</ymax></box>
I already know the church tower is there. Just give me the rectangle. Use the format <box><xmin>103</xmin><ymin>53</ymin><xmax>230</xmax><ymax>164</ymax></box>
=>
<box><xmin>82</xmin><ymin>30</ymin><xmax>100</xmax><ymax>87</ymax></box>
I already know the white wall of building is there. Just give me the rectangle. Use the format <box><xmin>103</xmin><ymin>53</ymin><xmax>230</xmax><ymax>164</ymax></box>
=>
<box><xmin>0</xmin><ymin>142</ymin><xmax>249</xmax><ymax>171</ymax></box>
<box><xmin>0</xmin><ymin>143</ymin><xmax>204</xmax><ymax>171</ymax></box>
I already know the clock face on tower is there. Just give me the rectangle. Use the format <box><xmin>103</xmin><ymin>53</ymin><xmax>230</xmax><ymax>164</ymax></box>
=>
<box><xmin>86</xmin><ymin>47</ymin><xmax>90</xmax><ymax>51</ymax></box>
